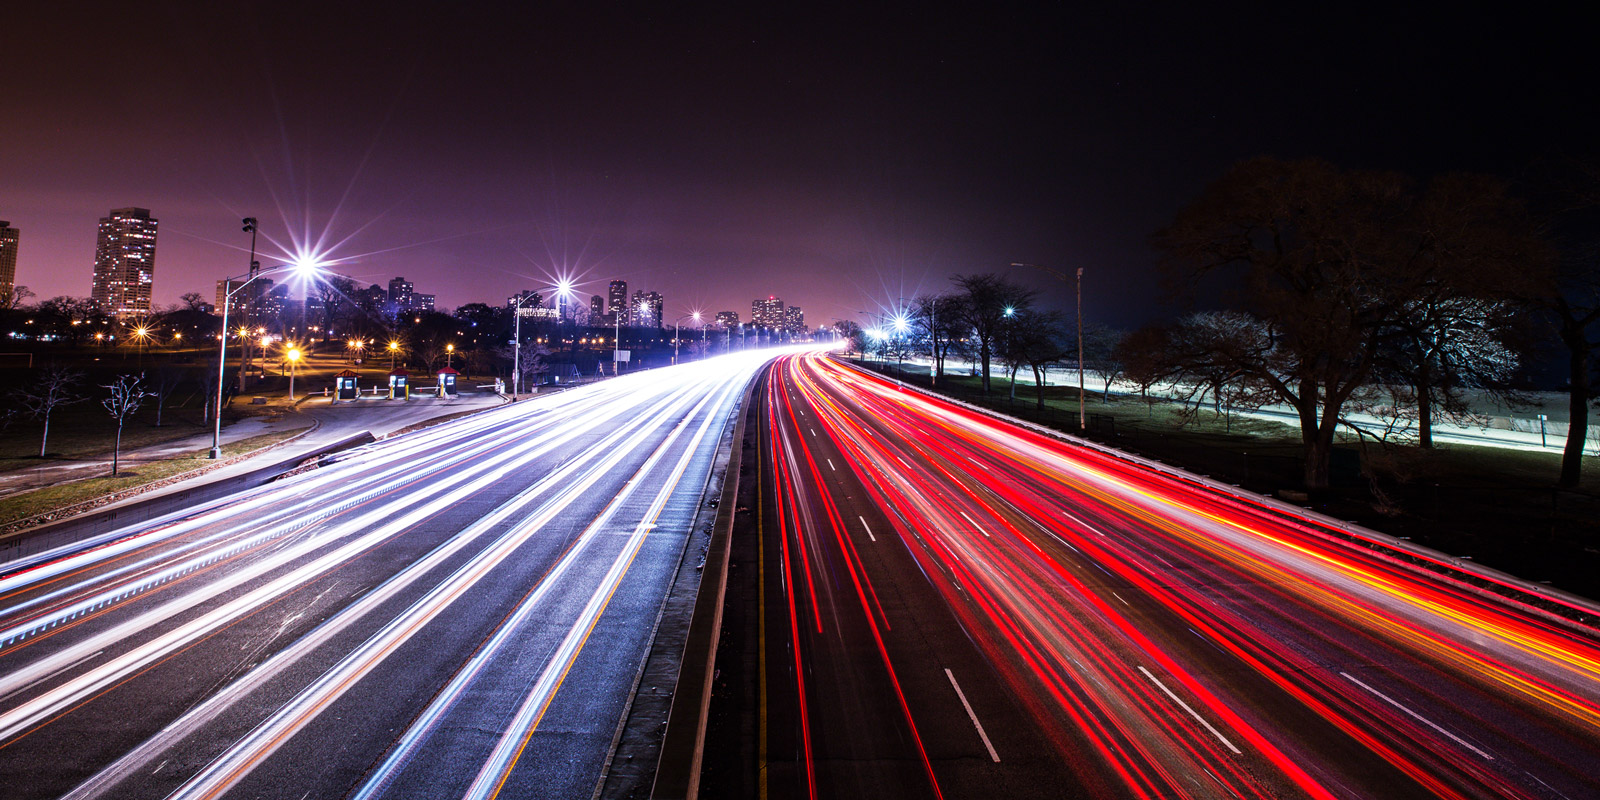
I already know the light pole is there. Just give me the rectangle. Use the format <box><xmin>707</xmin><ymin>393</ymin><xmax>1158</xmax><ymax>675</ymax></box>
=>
<box><xmin>285</xmin><ymin>345</ymin><xmax>301</xmax><ymax>401</ymax></box>
<box><xmin>674</xmin><ymin>311</ymin><xmax>702</xmax><ymax>365</ymax></box>
<box><xmin>1012</xmin><ymin>261</ymin><xmax>1087</xmax><ymax>430</ymax></box>
<box><xmin>210</xmin><ymin>259</ymin><xmax>323</xmax><ymax>458</ymax></box>
<box><xmin>892</xmin><ymin>313</ymin><xmax>909</xmax><ymax>386</ymax></box>
<box><xmin>446</xmin><ymin>343</ymin><xmax>455</xmax><ymax>368</ymax></box>
<box><xmin>510</xmin><ymin>291</ymin><xmax>534</xmax><ymax>399</ymax></box>
<box><xmin>388</xmin><ymin>339</ymin><xmax>402</xmax><ymax>371</ymax></box>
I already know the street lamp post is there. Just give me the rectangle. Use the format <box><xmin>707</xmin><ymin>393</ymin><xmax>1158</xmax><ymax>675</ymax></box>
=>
<box><xmin>674</xmin><ymin>311</ymin><xmax>702</xmax><ymax>365</ymax></box>
<box><xmin>510</xmin><ymin>291</ymin><xmax>533</xmax><ymax>399</ymax></box>
<box><xmin>285</xmin><ymin>346</ymin><xmax>301</xmax><ymax>401</ymax></box>
<box><xmin>388</xmin><ymin>339</ymin><xmax>401</xmax><ymax>371</ymax></box>
<box><xmin>210</xmin><ymin>258</ymin><xmax>322</xmax><ymax>459</ymax></box>
<box><xmin>446</xmin><ymin>343</ymin><xmax>455</xmax><ymax>368</ymax></box>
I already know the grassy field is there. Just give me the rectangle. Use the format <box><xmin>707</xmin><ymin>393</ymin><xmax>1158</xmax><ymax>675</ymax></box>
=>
<box><xmin>0</xmin><ymin>429</ymin><xmax>305</xmax><ymax>529</ymax></box>
<box><xmin>855</xmin><ymin>359</ymin><xmax>1600</xmax><ymax>601</ymax></box>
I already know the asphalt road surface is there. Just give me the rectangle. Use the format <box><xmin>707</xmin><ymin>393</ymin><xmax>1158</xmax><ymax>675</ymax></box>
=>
<box><xmin>734</xmin><ymin>352</ymin><xmax>1600</xmax><ymax>800</ymax></box>
<box><xmin>0</xmin><ymin>351</ymin><xmax>777</xmax><ymax>799</ymax></box>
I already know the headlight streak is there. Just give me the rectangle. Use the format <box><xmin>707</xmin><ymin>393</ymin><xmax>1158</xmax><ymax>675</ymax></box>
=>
<box><xmin>0</xmin><ymin>381</ymin><xmax>630</xmax><ymax>638</ymax></box>
<box><xmin>0</xmin><ymin>363</ymin><xmax>737</xmax><ymax>751</ymax></box>
<box><xmin>54</xmin><ymin>351</ymin><xmax>782</xmax><ymax>799</ymax></box>
<box><xmin>163</xmin><ymin>367</ymin><xmax>745</xmax><ymax>800</ymax></box>
<box><xmin>778</xmin><ymin>353</ymin><xmax>1600</xmax><ymax>799</ymax></box>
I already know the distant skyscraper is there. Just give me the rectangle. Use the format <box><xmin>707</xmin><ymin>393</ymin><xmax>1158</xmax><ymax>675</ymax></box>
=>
<box><xmin>0</xmin><ymin>221</ymin><xmax>17</xmax><ymax>307</ymax></box>
<box><xmin>714</xmin><ymin>310</ymin><xmax>739</xmax><ymax>328</ymax></box>
<box><xmin>784</xmin><ymin>305</ymin><xmax>804</xmax><ymax>332</ymax></box>
<box><xmin>90</xmin><ymin>207</ymin><xmax>158</xmax><ymax>319</ymax></box>
<box><xmin>388</xmin><ymin>277</ymin><xmax>414</xmax><ymax>312</ymax></box>
<box><xmin>590</xmin><ymin>294</ymin><xmax>605</xmax><ymax>320</ymax></box>
<box><xmin>608</xmin><ymin>280</ymin><xmax>628</xmax><ymax>318</ymax></box>
<box><xmin>414</xmin><ymin>293</ymin><xmax>435</xmax><ymax>312</ymax></box>
<box><xmin>752</xmin><ymin>295</ymin><xmax>784</xmax><ymax>329</ymax></box>
<box><xmin>632</xmin><ymin>290</ymin><xmax>663</xmax><ymax>327</ymax></box>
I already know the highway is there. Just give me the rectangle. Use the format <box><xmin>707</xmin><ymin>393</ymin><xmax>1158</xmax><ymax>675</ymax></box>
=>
<box><xmin>0</xmin><ymin>350</ymin><xmax>777</xmax><ymax>800</ymax></box>
<box><xmin>738</xmin><ymin>352</ymin><xmax>1600</xmax><ymax>799</ymax></box>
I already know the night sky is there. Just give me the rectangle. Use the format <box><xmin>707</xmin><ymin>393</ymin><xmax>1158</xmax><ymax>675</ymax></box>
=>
<box><xmin>2</xmin><ymin>3</ymin><xmax>1592</xmax><ymax>329</ymax></box>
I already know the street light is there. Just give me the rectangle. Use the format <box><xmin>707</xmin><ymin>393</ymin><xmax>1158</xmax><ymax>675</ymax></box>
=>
<box><xmin>1012</xmin><ymin>262</ymin><xmax>1086</xmax><ymax>430</ymax></box>
<box><xmin>510</xmin><ymin>291</ymin><xmax>535</xmax><ymax>399</ymax></box>
<box><xmin>285</xmin><ymin>345</ymin><xmax>302</xmax><ymax>401</ymax></box>
<box><xmin>387</xmin><ymin>339</ymin><xmax>402</xmax><ymax>370</ymax></box>
<box><xmin>210</xmin><ymin>257</ymin><xmax>324</xmax><ymax>458</ymax></box>
<box><xmin>446</xmin><ymin>342</ymin><xmax>455</xmax><ymax>368</ymax></box>
<box><xmin>674</xmin><ymin>311</ymin><xmax>702</xmax><ymax>365</ymax></box>
<box><xmin>892</xmin><ymin>313</ymin><xmax>909</xmax><ymax>386</ymax></box>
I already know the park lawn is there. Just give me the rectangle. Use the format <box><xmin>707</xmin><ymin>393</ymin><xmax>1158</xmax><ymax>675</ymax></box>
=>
<box><xmin>0</xmin><ymin>391</ymin><xmax>291</xmax><ymax>469</ymax></box>
<box><xmin>0</xmin><ymin>430</ymin><xmax>304</xmax><ymax>529</ymax></box>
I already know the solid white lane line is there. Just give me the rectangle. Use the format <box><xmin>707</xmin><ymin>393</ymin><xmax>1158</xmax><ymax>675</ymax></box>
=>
<box><xmin>958</xmin><ymin>511</ymin><xmax>989</xmax><ymax>537</ymax></box>
<box><xmin>945</xmin><ymin>669</ymin><xmax>1000</xmax><ymax>762</ymax></box>
<box><xmin>859</xmin><ymin>517</ymin><xmax>876</xmax><ymax>542</ymax></box>
<box><xmin>1340</xmin><ymin>672</ymin><xmax>1493</xmax><ymax>761</ymax></box>
<box><xmin>1138</xmin><ymin>666</ymin><xmax>1242</xmax><ymax>755</ymax></box>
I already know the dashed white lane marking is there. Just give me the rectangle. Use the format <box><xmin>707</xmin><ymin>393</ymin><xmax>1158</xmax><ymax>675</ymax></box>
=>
<box><xmin>859</xmin><ymin>516</ymin><xmax>876</xmax><ymax>542</ymax></box>
<box><xmin>827</xmin><ymin>458</ymin><xmax>836</xmax><ymax>471</ymax></box>
<box><xmin>1341</xmin><ymin>672</ymin><xmax>1493</xmax><ymax>761</ymax></box>
<box><xmin>945</xmin><ymin>668</ymin><xmax>1000</xmax><ymax>762</ymax></box>
<box><xmin>959</xmin><ymin>511</ymin><xmax>990</xmax><ymax>537</ymax></box>
<box><xmin>1138</xmin><ymin>666</ymin><xmax>1242</xmax><ymax>754</ymax></box>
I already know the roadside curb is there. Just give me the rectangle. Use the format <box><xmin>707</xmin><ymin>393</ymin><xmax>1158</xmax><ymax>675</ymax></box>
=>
<box><xmin>838</xmin><ymin>357</ymin><xmax>1600</xmax><ymax>638</ymax></box>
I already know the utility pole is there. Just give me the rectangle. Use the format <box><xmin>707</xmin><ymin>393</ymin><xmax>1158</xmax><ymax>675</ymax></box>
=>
<box><xmin>1077</xmin><ymin>267</ymin><xmax>1085</xmax><ymax>431</ymax></box>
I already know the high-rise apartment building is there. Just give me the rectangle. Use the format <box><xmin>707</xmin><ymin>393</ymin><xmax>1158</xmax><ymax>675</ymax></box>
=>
<box><xmin>714</xmin><ymin>311</ymin><xmax>739</xmax><ymax>328</ymax></box>
<box><xmin>388</xmin><ymin>277</ymin><xmax>414</xmax><ymax>312</ymax></box>
<box><xmin>784</xmin><ymin>306</ymin><xmax>804</xmax><ymax>333</ymax></box>
<box><xmin>752</xmin><ymin>296</ymin><xmax>784</xmax><ymax>329</ymax></box>
<box><xmin>608</xmin><ymin>280</ymin><xmax>628</xmax><ymax>319</ymax></box>
<box><xmin>590</xmin><ymin>294</ymin><xmax>605</xmax><ymax>321</ymax></box>
<box><xmin>91</xmin><ymin>208</ymin><xmax>158</xmax><ymax>318</ymax></box>
<box><xmin>631</xmin><ymin>290</ymin><xmax>663</xmax><ymax>327</ymax></box>
<box><xmin>0</xmin><ymin>221</ymin><xmax>18</xmax><ymax>307</ymax></box>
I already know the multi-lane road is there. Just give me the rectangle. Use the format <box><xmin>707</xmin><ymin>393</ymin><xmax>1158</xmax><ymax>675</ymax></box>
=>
<box><xmin>0</xmin><ymin>351</ymin><xmax>778</xmax><ymax>800</ymax></box>
<box><xmin>735</xmin><ymin>352</ymin><xmax>1600</xmax><ymax>799</ymax></box>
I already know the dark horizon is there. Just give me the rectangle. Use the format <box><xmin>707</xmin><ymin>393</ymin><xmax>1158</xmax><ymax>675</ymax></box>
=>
<box><xmin>2</xmin><ymin>4</ymin><xmax>1592</xmax><ymax>328</ymax></box>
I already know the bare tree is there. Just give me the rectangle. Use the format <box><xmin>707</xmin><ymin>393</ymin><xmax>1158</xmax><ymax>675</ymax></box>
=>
<box><xmin>3</xmin><ymin>285</ymin><xmax>35</xmax><ymax>309</ymax></box>
<box><xmin>912</xmin><ymin>294</ymin><xmax>965</xmax><ymax>383</ymax></box>
<box><xmin>1116</xmin><ymin>325</ymin><xmax>1175</xmax><ymax>418</ymax></box>
<box><xmin>12</xmin><ymin>366</ymin><xmax>85</xmax><ymax>457</ymax></box>
<box><xmin>1158</xmin><ymin>158</ymin><xmax>1434</xmax><ymax>489</ymax></box>
<box><xmin>1528</xmin><ymin>156</ymin><xmax>1600</xmax><ymax>487</ymax></box>
<box><xmin>149</xmin><ymin>366</ymin><xmax>188</xmax><ymax>427</ymax></box>
<box><xmin>179</xmin><ymin>291</ymin><xmax>209</xmax><ymax>311</ymax></box>
<box><xmin>517</xmin><ymin>342</ymin><xmax>551</xmax><ymax>389</ymax></box>
<box><xmin>1009</xmin><ymin>309</ymin><xmax>1069</xmax><ymax>410</ymax></box>
<box><xmin>952</xmin><ymin>274</ymin><xmax>1037</xmax><ymax>394</ymax></box>
<box><xmin>103</xmin><ymin>374</ymin><xmax>153</xmax><ymax>476</ymax></box>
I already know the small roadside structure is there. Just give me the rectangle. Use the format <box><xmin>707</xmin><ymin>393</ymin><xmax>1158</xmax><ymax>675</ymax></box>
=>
<box><xmin>388</xmin><ymin>368</ymin><xmax>410</xmax><ymax>400</ymax></box>
<box><xmin>436</xmin><ymin>366</ymin><xmax>459</xmax><ymax>398</ymax></box>
<box><xmin>334</xmin><ymin>369</ymin><xmax>360</xmax><ymax>401</ymax></box>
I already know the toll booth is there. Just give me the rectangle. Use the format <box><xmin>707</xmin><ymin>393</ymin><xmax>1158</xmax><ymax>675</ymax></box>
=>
<box><xmin>334</xmin><ymin>369</ymin><xmax>360</xmax><ymax>401</ymax></box>
<box><xmin>437</xmin><ymin>367</ymin><xmax>459</xmax><ymax>397</ymax></box>
<box><xmin>388</xmin><ymin>368</ymin><xmax>410</xmax><ymax>400</ymax></box>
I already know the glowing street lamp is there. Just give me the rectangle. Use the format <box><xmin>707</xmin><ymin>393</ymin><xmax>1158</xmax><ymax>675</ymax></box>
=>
<box><xmin>211</xmin><ymin>256</ymin><xmax>324</xmax><ymax>459</ymax></box>
<box><xmin>387</xmin><ymin>339</ymin><xmax>402</xmax><ymax>370</ymax></box>
<box><xmin>284</xmin><ymin>345</ymin><xmax>302</xmax><ymax>400</ymax></box>
<box><xmin>673</xmin><ymin>311</ymin><xmax>703</xmax><ymax>365</ymax></box>
<box><xmin>446</xmin><ymin>342</ymin><xmax>455</xmax><ymax>368</ymax></box>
